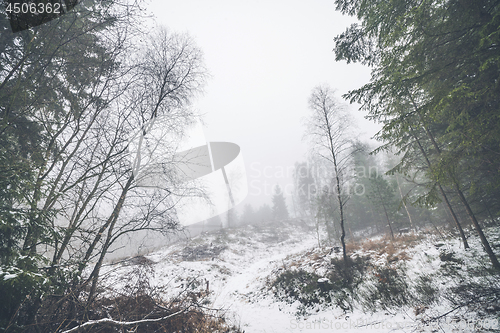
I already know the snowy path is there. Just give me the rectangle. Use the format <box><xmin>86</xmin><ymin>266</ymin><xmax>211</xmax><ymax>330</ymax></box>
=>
<box><xmin>143</xmin><ymin>227</ymin><xmax>411</xmax><ymax>333</ymax></box>
<box><xmin>211</xmin><ymin>233</ymin><xmax>319</xmax><ymax>332</ymax></box>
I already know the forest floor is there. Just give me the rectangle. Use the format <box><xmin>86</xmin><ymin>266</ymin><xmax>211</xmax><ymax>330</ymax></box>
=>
<box><xmin>100</xmin><ymin>219</ymin><xmax>500</xmax><ymax>332</ymax></box>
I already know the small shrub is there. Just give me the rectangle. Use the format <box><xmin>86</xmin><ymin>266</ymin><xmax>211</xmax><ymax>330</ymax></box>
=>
<box><xmin>345</xmin><ymin>241</ymin><xmax>360</xmax><ymax>253</ymax></box>
<box><xmin>0</xmin><ymin>268</ymin><xmax>48</xmax><ymax>332</ymax></box>
<box><xmin>413</xmin><ymin>275</ymin><xmax>438</xmax><ymax>306</ymax></box>
<box><xmin>271</xmin><ymin>256</ymin><xmax>371</xmax><ymax>314</ymax></box>
<box><xmin>444</xmin><ymin>281</ymin><xmax>500</xmax><ymax>314</ymax></box>
<box><xmin>439</xmin><ymin>251</ymin><xmax>462</xmax><ymax>263</ymax></box>
<box><xmin>271</xmin><ymin>269</ymin><xmax>325</xmax><ymax>307</ymax></box>
<box><xmin>328</xmin><ymin>256</ymin><xmax>370</xmax><ymax>290</ymax></box>
<box><xmin>181</xmin><ymin>244</ymin><xmax>226</xmax><ymax>261</ymax></box>
<box><xmin>438</xmin><ymin>251</ymin><xmax>464</xmax><ymax>277</ymax></box>
<box><xmin>394</xmin><ymin>233</ymin><xmax>424</xmax><ymax>247</ymax></box>
<box><xmin>362</xmin><ymin>239</ymin><xmax>387</xmax><ymax>252</ymax></box>
<box><xmin>363</xmin><ymin>264</ymin><xmax>409</xmax><ymax>310</ymax></box>
<box><xmin>381</xmin><ymin>243</ymin><xmax>396</xmax><ymax>257</ymax></box>
<box><xmin>388</xmin><ymin>250</ymin><xmax>411</xmax><ymax>263</ymax></box>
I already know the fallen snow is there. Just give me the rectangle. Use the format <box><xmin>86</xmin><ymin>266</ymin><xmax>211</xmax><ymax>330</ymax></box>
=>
<box><xmin>100</xmin><ymin>221</ymin><xmax>500</xmax><ymax>332</ymax></box>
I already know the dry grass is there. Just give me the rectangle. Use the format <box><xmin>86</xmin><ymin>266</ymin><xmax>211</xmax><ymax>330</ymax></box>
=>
<box><xmin>355</xmin><ymin>232</ymin><xmax>424</xmax><ymax>262</ymax></box>
<box><xmin>394</xmin><ymin>233</ymin><xmax>425</xmax><ymax>248</ymax></box>
<box><xmin>312</xmin><ymin>252</ymin><xmax>324</xmax><ymax>261</ymax></box>
<box><xmin>345</xmin><ymin>241</ymin><xmax>361</xmax><ymax>253</ymax></box>
<box><xmin>361</xmin><ymin>238</ymin><xmax>390</xmax><ymax>252</ymax></box>
<box><xmin>383</xmin><ymin>243</ymin><xmax>397</xmax><ymax>257</ymax></box>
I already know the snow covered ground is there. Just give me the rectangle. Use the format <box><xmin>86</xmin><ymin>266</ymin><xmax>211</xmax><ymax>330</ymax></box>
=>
<box><xmin>100</xmin><ymin>220</ymin><xmax>500</xmax><ymax>332</ymax></box>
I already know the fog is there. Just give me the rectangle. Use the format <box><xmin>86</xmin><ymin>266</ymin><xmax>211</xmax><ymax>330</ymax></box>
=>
<box><xmin>148</xmin><ymin>0</ymin><xmax>379</xmax><ymax>209</ymax></box>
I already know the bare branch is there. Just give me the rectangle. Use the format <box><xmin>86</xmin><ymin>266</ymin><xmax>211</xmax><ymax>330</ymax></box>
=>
<box><xmin>59</xmin><ymin>307</ymin><xmax>190</xmax><ymax>333</ymax></box>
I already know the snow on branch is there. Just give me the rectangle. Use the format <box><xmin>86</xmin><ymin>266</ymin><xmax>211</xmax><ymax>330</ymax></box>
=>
<box><xmin>60</xmin><ymin>307</ymin><xmax>189</xmax><ymax>333</ymax></box>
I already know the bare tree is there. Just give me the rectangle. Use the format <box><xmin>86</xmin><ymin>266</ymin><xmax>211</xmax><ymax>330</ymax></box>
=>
<box><xmin>305</xmin><ymin>85</ymin><xmax>354</xmax><ymax>264</ymax></box>
<box><xmin>2</xmin><ymin>17</ymin><xmax>208</xmax><ymax>329</ymax></box>
<box><xmin>81</xmin><ymin>27</ymin><xmax>209</xmax><ymax>303</ymax></box>
<box><xmin>0</xmin><ymin>1</ymin><xmax>154</xmax><ymax>328</ymax></box>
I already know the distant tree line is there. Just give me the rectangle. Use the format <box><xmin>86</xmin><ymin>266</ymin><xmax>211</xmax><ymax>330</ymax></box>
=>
<box><xmin>214</xmin><ymin>185</ymin><xmax>289</xmax><ymax>228</ymax></box>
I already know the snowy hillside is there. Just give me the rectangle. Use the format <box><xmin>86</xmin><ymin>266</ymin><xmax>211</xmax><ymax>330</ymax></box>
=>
<box><xmin>100</xmin><ymin>220</ymin><xmax>500</xmax><ymax>333</ymax></box>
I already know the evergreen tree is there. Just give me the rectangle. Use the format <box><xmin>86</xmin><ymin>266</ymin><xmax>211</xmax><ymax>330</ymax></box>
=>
<box><xmin>367</xmin><ymin>173</ymin><xmax>397</xmax><ymax>239</ymax></box>
<box><xmin>333</xmin><ymin>0</ymin><xmax>500</xmax><ymax>269</ymax></box>
<box><xmin>256</xmin><ymin>204</ymin><xmax>273</xmax><ymax>223</ymax></box>
<box><xmin>272</xmin><ymin>185</ymin><xmax>289</xmax><ymax>220</ymax></box>
<box><xmin>348</xmin><ymin>142</ymin><xmax>377</xmax><ymax>233</ymax></box>
<box><xmin>240</xmin><ymin>204</ymin><xmax>256</xmax><ymax>225</ymax></box>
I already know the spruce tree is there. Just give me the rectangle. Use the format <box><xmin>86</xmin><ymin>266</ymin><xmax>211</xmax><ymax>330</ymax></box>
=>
<box><xmin>333</xmin><ymin>0</ymin><xmax>500</xmax><ymax>269</ymax></box>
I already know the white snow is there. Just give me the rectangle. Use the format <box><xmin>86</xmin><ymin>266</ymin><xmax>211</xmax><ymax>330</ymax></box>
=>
<box><xmin>3</xmin><ymin>273</ymin><xmax>18</xmax><ymax>281</ymax></box>
<box><xmin>100</xmin><ymin>222</ymin><xmax>500</xmax><ymax>333</ymax></box>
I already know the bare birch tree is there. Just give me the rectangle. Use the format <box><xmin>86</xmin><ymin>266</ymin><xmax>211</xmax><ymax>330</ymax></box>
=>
<box><xmin>305</xmin><ymin>85</ymin><xmax>354</xmax><ymax>264</ymax></box>
<box><xmin>0</xmin><ymin>6</ymin><xmax>209</xmax><ymax>327</ymax></box>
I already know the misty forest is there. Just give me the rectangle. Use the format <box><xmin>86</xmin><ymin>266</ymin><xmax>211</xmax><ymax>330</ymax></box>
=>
<box><xmin>1</xmin><ymin>0</ymin><xmax>500</xmax><ymax>332</ymax></box>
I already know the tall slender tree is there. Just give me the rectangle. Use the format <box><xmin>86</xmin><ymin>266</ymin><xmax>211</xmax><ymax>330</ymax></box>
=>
<box><xmin>305</xmin><ymin>85</ymin><xmax>354</xmax><ymax>263</ymax></box>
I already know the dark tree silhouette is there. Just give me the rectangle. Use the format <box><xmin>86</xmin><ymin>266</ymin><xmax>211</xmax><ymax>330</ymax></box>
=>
<box><xmin>272</xmin><ymin>185</ymin><xmax>289</xmax><ymax>220</ymax></box>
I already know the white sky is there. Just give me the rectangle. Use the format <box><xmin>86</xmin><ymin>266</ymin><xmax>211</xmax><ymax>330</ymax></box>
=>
<box><xmin>147</xmin><ymin>0</ymin><xmax>379</xmax><ymax>210</ymax></box>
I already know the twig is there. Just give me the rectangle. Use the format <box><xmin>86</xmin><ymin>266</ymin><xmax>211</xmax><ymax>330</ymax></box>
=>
<box><xmin>424</xmin><ymin>290</ymin><xmax>500</xmax><ymax>323</ymax></box>
<box><xmin>59</xmin><ymin>306</ymin><xmax>190</xmax><ymax>333</ymax></box>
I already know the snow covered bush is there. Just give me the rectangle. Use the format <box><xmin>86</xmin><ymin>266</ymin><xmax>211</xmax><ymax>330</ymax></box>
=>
<box><xmin>362</xmin><ymin>264</ymin><xmax>410</xmax><ymax>310</ymax></box>
<box><xmin>270</xmin><ymin>256</ymin><xmax>370</xmax><ymax>314</ymax></box>
<box><xmin>0</xmin><ymin>264</ymin><xmax>48</xmax><ymax>332</ymax></box>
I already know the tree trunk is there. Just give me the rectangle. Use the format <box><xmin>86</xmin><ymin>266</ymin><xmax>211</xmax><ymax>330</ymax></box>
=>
<box><xmin>396</xmin><ymin>174</ymin><xmax>414</xmax><ymax>230</ymax></box>
<box><xmin>410</xmin><ymin>95</ymin><xmax>498</xmax><ymax>267</ymax></box>
<box><xmin>86</xmin><ymin>175</ymin><xmax>134</xmax><ymax>304</ymax></box>
<box><xmin>334</xmin><ymin>169</ymin><xmax>347</xmax><ymax>264</ymax></box>
<box><xmin>375</xmin><ymin>181</ymin><xmax>394</xmax><ymax>240</ymax></box>
<box><xmin>405</xmin><ymin>121</ymin><xmax>469</xmax><ymax>249</ymax></box>
<box><xmin>454</xmin><ymin>184</ymin><xmax>500</xmax><ymax>269</ymax></box>
<box><xmin>436</xmin><ymin>183</ymin><xmax>469</xmax><ymax>249</ymax></box>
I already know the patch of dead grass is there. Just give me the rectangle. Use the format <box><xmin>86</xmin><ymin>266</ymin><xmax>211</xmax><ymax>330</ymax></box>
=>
<box><xmin>357</xmin><ymin>233</ymin><xmax>421</xmax><ymax>262</ymax></box>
